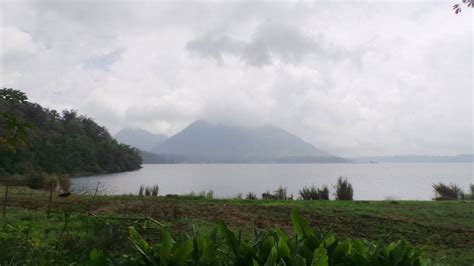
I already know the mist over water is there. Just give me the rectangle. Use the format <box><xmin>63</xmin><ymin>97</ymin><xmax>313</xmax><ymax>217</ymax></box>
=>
<box><xmin>72</xmin><ymin>163</ymin><xmax>473</xmax><ymax>200</ymax></box>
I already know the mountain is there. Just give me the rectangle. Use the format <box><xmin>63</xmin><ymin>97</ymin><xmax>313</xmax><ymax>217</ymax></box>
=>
<box><xmin>352</xmin><ymin>154</ymin><xmax>474</xmax><ymax>163</ymax></box>
<box><xmin>151</xmin><ymin>120</ymin><xmax>349</xmax><ymax>163</ymax></box>
<box><xmin>114</xmin><ymin>128</ymin><xmax>167</xmax><ymax>152</ymax></box>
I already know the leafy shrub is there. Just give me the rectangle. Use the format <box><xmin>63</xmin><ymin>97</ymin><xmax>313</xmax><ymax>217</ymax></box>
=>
<box><xmin>126</xmin><ymin>209</ymin><xmax>429</xmax><ymax>265</ymax></box>
<box><xmin>335</xmin><ymin>177</ymin><xmax>353</xmax><ymax>200</ymax></box>
<box><xmin>262</xmin><ymin>186</ymin><xmax>292</xmax><ymax>200</ymax></box>
<box><xmin>299</xmin><ymin>185</ymin><xmax>329</xmax><ymax>200</ymax></box>
<box><xmin>433</xmin><ymin>183</ymin><xmax>462</xmax><ymax>200</ymax></box>
<box><xmin>245</xmin><ymin>192</ymin><xmax>257</xmax><ymax>200</ymax></box>
<box><xmin>151</xmin><ymin>185</ymin><xmax>159</xmax><ymax>196</ymax></box>
<box><xmin>181</xmin><ymin>190</ymin><xmax>214</xmax><ymax>200</ymax></box>
<box><xmin>25</xmin><ymin>173</ymin><xmax>47</xmax><ymax>189</ymax></box>
<box><xmin>140</xmin><ymin>185</ymin><xmax>159</xmax><ymax>197</ymax></box>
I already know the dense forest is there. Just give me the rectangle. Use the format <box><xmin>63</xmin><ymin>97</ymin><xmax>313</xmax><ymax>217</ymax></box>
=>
<box><xmin>0</xmin><ymin>88</ymin><xmax>142</xmax><ymax>177</ymax></box>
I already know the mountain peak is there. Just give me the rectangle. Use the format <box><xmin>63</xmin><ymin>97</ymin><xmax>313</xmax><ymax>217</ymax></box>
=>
<box><xmin>114</xmin><ymin>128</ymin><xmax>167</xmax><ymax>152</ymax></box>
<box><xmin>151</xmin><ymin>120</ymin><xmax>343</xmax><ymax>163</ymax></box>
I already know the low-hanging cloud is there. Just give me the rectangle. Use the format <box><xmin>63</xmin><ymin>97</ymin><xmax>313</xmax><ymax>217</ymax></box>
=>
<box><xmin>186</xmin><ymin>21</ymin><xmax>344</xmax><ymax>66</ymax></box>
<box><xmin>0</xmin><ymin>0</ymin><xmax>472</xmax><ymax>156</ymax></box>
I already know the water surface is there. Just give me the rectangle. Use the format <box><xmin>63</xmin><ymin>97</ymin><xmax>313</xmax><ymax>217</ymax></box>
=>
<box><xmin>71</xmin><ymin>163</ymin><xmax>473</xmax><ymax>200</ymax></box>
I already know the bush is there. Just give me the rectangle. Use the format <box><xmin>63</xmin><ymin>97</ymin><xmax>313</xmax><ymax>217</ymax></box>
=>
<box><xmin>124</xmin><ymin>209</ymin><xmax>429</xmax><ymax>265</ymax></box>
<box><xmin>318</xmin><ymin>186</ymin><xmax>329</xmax><ymax>200</ymax></box>
<box><xmin>25</xmin><ymin>173</ymin><xmax>47</xmax><ymax>189</ymax></box>
<box><xmin>139</xmin><ymin>185</ymin><xmax>159</xmax><ymax>197</ymax></box>
<box><xmin>335</xmin><ymin>176</ymin><xmax>353</xmax><ymax>200</ymax></box>
<box><xmin>245</xmin><ymin>192</ymin><xmax>257</xmax><ymax>200</ymax></box>
<box><xmin>299</xmin><ymin>185</ymin><xmax>329</xmax><ymax>200</ymax></box>
<box><xmin>433</xmin><ymin>182</ymin><xmax>462</xmax><ymax>200</ymax></box>
<box><xmin>151</xmin><ymin>185</ymin><xmax>159</xmax><ymax>196</ymax></box>
<box><xmin>262</xmin><ymin>186</ymin><xmax>291</xmax><ymax>200</ymax></box>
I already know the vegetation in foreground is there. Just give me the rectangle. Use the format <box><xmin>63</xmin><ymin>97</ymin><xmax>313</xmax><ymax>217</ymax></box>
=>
<box><xmin>1</xmin><ymin>186</ymin><xmax>473</xmax><ymax>265</ymax></box>
<box><xmin>122</xmin><ymin>209</ymin><xmax>428</xmax><ymax>265</ymax></box>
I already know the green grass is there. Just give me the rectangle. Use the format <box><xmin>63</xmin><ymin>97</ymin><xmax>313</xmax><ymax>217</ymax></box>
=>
<box><xmin>0</xmin><ymin>186</ymin><xmax>473</xmax><ymax>265</ymax></box>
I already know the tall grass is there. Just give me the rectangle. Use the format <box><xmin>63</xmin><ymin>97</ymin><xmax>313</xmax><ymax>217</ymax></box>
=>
<box><xmin>335</xmin><ymin>176</ymin><xmax>353</xmax><ymax>200</ymax></box>
<box><xmin>138</xmin><ymin>185</ymin><xmax>159</xmax><ymax>197</ymax></box>
<box><xmin>245</xmin><ymin>192</ymin><xmax>257</xmax><ymax>200</ymax></box>
<box><xmin>151</xmin><ymin>185</ymin><xmax>159</xmax><ymax>196</ymax></box>
<box><xmin>433</xmin><ymin>182</ymin><xmax>461</xmax><ymax>200</ymax></box>
<box><xmin>262</xmin><ymin>186</ymin><xmax>291</xmax><ymax>200</ymax></box>
<box><xmin>299</xmin><ymin>185</ymin><xmax>329</xmax><ymax>200</ymax></box>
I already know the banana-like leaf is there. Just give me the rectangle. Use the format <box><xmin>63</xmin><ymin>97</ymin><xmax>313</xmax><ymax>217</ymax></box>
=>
<box><xmin>311</xmin><ymin>244</ymin><xmax>328</xmax><ymax>266</ymax></box>
<box><xmin>291</xmin><ymin>209</ymin><xmax>315</xmax><ymax>239</ymax></box>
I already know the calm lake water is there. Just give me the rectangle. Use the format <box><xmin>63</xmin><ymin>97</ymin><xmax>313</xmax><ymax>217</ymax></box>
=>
<box><xmin>71</xmin><ymin>163</ymin><xmax>473</xmax><ymax>200</ymax></box>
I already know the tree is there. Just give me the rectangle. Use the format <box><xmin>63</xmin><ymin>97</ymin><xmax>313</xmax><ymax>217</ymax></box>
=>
<box><xmin>0</xmin><ymin>88</ymin><xmax>142</xmax><ymax>176</ymax></box>
<box><xmin>0</xmin><ymin>88</ymin><xmax>32</xmax><ymax>154</ymax></box>
<box><xmin>453</xmin><ymin>0</ymin><xmax>474</xmax><ymax>14</ymax></box>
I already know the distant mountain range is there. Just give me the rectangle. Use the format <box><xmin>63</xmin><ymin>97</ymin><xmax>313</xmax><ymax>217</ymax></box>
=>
<box><xmin>114</xmin><ymin>120</ymin><xmax>349</xmax><ymax>163</ymax></box>
<box><xmin>114</xmin><ymin>128</ymin><xmax>167</xmax><ymax>152</ymax></box>
<box><xmin>352</xmin><ymin>154</ymin><xmax>474</xmax><ymax>163</ymax></box>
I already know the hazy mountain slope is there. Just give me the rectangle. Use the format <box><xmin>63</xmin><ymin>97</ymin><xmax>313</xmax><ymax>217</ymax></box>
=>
<box><xmin>114</xmin><ymin>128</ymin><xmax>167</xmax><ymax>152</ymax></box>
<box><xmin>352</xmin><ymin>154</ymin><xmax>474</xmax><ymax>163</ymax></box>
<box><xmin>152</xmin><ymin>120</ymin><xmax>347</xmax><ymax>163</ymax></box>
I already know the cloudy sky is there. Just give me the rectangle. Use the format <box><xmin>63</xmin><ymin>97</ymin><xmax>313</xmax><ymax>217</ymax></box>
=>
<box><xmin>1</xmin><ymin>0</ymin><xmax>472</xmax><ymax>157</ymax></box>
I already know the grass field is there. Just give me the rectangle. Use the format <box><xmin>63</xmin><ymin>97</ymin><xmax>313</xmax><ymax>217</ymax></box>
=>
<box><xmin>1</xmin><ymin>186</ymin><xmax>473</xmax><ymax>265</ymax></box>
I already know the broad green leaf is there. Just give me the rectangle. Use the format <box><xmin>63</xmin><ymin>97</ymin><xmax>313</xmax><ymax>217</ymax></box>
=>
<box><xmin>128</xmin><ymin>226</ymin><xmax>149</xmax><ymax>251</ymax></box>
<box><xmin>218</xmin><ymin>221</ymin><xmax>240</xmax><ymax>256</ymax></box>
<box><xmin>311</xmin><ymin>244</ymin><xmax>328</xmax><ymax>266</ymax></box>
<box><xmin>278</xmin><ymin>237</ymin><xmax>291</xmax><ymax>259</ymax></box>
<box><xmin>172</xmin><ymin>238</ymin><xmax>194</xmax><ymax>265</ymax></box>
<box><xmin>159</xmin><ymin>228</ymin><xmax>173</xmax><ymax>263</ymax></box>
<box><xmin>264</xmin><ymin>247</ymin><xmax>278</xmax><ymax>266</ymax></box>
<box><xmin>291</xmin><ymin>209</ymin><xmax>315</xmax><ymax>239</ymax></box>
<box><xmin>89</xmin><ymin>249</ymin><xmax>107</xmax><ymax>266</ymax></box>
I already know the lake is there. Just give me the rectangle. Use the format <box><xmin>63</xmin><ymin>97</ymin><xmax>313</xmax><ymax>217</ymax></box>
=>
<box><xmin>71</xmin><ymin>163</ymin><xmax>473</xmax><ymax>200</ymax></box>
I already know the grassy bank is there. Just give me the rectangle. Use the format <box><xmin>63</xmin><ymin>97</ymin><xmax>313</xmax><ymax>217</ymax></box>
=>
<box><xmin>1</xmin><ymin>186</ymin><xmax>473</xmax><ymax>265</ymax></box>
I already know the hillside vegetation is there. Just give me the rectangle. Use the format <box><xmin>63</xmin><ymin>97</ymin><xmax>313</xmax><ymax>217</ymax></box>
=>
<box><xmin>0</xmin><ymin>88</ymin><xmax>142</xmax><ymax>176</ymax></box>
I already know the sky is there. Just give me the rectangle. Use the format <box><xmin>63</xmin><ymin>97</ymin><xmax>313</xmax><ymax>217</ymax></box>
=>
<box><xmin>0</xmin><ymin>0</ymin><xmax>472</xmax><ymax>157</ymax></box>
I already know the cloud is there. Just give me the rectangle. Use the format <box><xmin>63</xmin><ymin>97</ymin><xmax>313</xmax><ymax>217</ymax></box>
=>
<box><xmin>0</xmin><ymin>0</ymin><xmax>472</xmax><ymax>156</ymax></box>
<box><xmin>186</xmin><ymin>21</ymin><xmax>345</xmax><ymax>66</ymax></box>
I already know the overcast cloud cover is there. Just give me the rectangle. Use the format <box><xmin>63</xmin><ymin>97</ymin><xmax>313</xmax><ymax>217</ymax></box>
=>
<box><xmin>0</xmin><ymin>0</ymin><xmax>472</xmax><ymax>157</ymax></box>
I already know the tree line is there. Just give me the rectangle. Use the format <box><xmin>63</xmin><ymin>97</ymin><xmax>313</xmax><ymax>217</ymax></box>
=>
<box><xmin>0</xmin><ymin>88</ymin><xmax>142</xmax><ymax>177</ymax></box>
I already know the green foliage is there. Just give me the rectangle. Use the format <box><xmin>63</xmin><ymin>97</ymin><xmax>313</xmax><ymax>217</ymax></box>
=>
<box><xmin>0</xmin><ymin>88</ymin><xmax>142</xmax><ymax>176</ymax></box>
<box><xmin>262</xmin><ymin>186</ymin><xmax>292</xmax><ymax>200</ymax></box>
<box><xmin>246</xmin><ymin>192</ymin><xmax>257</xmax><ymax>200</ymax></box>
<box><xmin>432</xmin><ymin>183</ymin><xmax>462</xmax><ymax>200</ymax></box>
<box><xmin>0</xmin><ymin>88</ymin><xmax>32</xmax><ymax>154</ymax></box>
<box><xmin>141</xmin><ymin>185</ymin><xmax>160</xmax><ymax>196</ymax></box>
<box><xmin>433</xmin><ymin>183</ymin><xmax>460</xmax><ymax>200</ymax></box>
<box><xmin>126</xmin><ymin>208</ymin><xmax>429</xmax><ymax>265</ymax></box>
<box><xmin>299</xmin><ymin>185</ymin><xmax>329</xmax><ymax>200</ymax></box>
<box><xmin>335</xmin><ymin>177</ymin><xmax>353</xmax><ymax>201</ymax></box>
